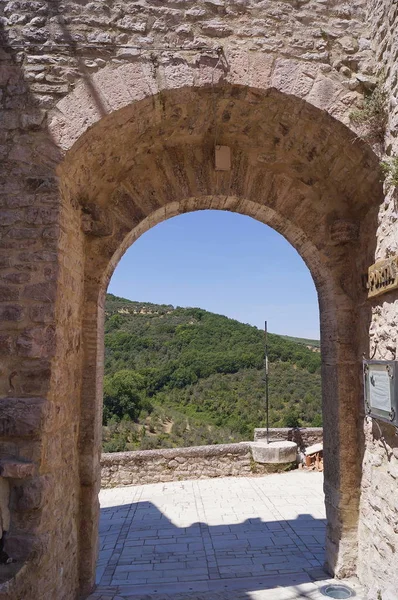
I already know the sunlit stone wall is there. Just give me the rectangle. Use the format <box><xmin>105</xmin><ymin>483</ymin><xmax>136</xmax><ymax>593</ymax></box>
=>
<box><xmin>357</xmin><ymin>3</ymin><xmax>398</xmax><ymax>599</ymax></box>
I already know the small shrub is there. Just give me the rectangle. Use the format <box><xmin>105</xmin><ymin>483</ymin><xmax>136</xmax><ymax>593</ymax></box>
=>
<box><xmin>380</xmin><ymin>155</ymin><xmax>398</xmax><ymax>188</ymax></box>
<box><xmin>350</xmin><ymin>83</ymin><xmax>388</xmax><ymax>146</ymax></box>
<box><xmin>283</xmin><ymin>409</ymin><xmax>301</xmax><ymax>428</ymax></box>
<box><xmin>250</xmin><ymin>455</ymin><xmax>259</xmax><ymax>473</ymax></box>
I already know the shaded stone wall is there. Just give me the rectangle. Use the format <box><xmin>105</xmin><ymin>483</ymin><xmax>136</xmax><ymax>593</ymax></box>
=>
<box><xmin>0</xmin><ymin>45</ymin><xmax>83</xmax><ymax>600</ymax></box>
<box><xmin>101</xmin><ymin>443</ymin><xmax>290</xmax><ymax>489</ymax></box>
<box><xmin>357</xmin><ymin>3</ymin><xmax>398</xmax><ymax>598</ymax></box>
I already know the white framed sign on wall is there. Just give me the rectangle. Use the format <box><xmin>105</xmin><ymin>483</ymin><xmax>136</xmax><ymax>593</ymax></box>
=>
<box><xmin>363</xmin><ymin>360</ymin><xmax>398</xmax><ymax>427</ymax></box>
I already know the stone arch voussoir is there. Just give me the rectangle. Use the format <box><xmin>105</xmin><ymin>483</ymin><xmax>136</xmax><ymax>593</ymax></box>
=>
<box><xmin>49</xmin><ymin>53</ymin><xmax>360</xmax><ymax>153</ymax></box>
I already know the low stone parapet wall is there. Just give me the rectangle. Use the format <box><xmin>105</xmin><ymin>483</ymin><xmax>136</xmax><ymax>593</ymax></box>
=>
<box><xmin>254</xmin><ymin>428</ymin><xmax>323</xmax><ymax>451</ymax></box>
<box><xmin>100</xmin><ymin>429</ymin><xmax>324</xmax><ymax>488</ymax></box>
<box><xmin>100</xmin><ymin>443</ymin><xmax>292</xmax><ymax>489</ymax></box>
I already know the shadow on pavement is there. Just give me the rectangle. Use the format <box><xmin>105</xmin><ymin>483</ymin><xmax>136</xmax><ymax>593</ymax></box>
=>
<box><xmin>94</xmin><ymin>500</ymin><xmax>332</xmax><ymax>599</ymax></box>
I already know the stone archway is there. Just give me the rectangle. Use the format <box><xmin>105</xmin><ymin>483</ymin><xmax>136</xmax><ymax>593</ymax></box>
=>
<box><xmin>52</xmin><ymin>84</ymin><xmax>382</xmax><ymax>597</ymax></box>
<box><xmin>0</xmin><ymin>0</ymin><xmax>396</xmax><ymax>594</ymax></box>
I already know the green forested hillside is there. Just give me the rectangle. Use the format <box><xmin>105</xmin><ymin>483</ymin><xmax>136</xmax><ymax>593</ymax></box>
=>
<box><xmin>280</xmin><ymin>335</ymin><xmax>320</xmax><ymax>349</ymax></box>
<box><xmin>102</xmin><ymin>294</ymin><xmax>322</xmax><ymax>452</ymax></box>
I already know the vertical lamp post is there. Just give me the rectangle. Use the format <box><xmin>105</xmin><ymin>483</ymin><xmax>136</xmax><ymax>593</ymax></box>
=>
<box><xmin>265</xmin><ymin>321</ymin><xmax>269</xmax><ymax>444</ymax></box>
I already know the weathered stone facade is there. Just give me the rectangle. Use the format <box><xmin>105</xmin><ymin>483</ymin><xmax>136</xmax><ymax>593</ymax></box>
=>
<box><xmin>0</xmin><ymin>1</ymin><xmax>397</xmax><ymax>599</ymax></box>
<box><xmin>357</xmin><ymin>3</ymin><xmax>398</xmax><ymax>599</ymax></box>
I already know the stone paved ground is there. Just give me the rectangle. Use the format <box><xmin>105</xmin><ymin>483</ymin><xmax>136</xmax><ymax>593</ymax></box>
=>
<box><xmin>89</xmin><ymin>472</ymin><xmax>364</xmax><ymax>600</ymax></box>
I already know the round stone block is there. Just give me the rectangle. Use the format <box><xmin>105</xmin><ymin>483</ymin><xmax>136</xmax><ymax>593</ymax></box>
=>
<box><xmin>250</xmin><ymin>441</ymin><xmax>298</xmax><ymax>464</ymax></box>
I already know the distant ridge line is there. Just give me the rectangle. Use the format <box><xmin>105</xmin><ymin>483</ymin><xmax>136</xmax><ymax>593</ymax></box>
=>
<box><xmin>105</xmin><ymin>293</ymin><xmax>320</xmax><ymax>346</ymax></box>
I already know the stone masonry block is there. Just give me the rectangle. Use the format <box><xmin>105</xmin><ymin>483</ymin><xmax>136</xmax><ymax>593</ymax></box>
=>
<box><xmin>0</xmin><ymin>398</ymin><xmax>46</xmax><ymax>439</ymax></box>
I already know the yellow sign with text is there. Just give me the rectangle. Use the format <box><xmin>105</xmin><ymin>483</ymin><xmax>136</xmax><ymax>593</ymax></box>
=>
<box><xmin>368</xmin><ymin>256</ymin><xmax>398</xmax><ymax>298</ymax></box>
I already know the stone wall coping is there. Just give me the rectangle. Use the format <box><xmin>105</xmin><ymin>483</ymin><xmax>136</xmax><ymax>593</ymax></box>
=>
<box><xmin>254</xmin><ymin>427</ymin><xmax>323</xmax><ymax>434</ymax></box>
<box><xmin>101</xmin><ymin>442</ymin><xmax>251</xmax><ymax>465</ymax></box>
<box><xmin>101</xmin><ymin>431</ymin><xmax>325</xmax><ymax>466</ymax></box>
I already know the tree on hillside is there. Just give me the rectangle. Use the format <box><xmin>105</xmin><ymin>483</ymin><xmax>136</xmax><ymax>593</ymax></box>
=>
<box><xmin>283</xmin><ymin>408</ymin><xmax>301</xmax><ymax>428</ymax></box>
<box><xmin>103</xmin><ymin>370</ymin><xmax>146</xmax><ymax>423</ymax></box>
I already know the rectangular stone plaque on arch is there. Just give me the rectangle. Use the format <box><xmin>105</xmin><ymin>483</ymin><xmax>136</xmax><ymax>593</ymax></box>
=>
<box><xmin>363</xmin><ymin>360</ymin><xmax>398</xmax><ymax>427</ymax></box>
<box><xmin>215</xmin><ymin>145</ymin><xmax>231</xmax><ymax>171</ymax></box>
<box><xmin>367</xmin><ymin>256</ymin><xmax>398</xmax><ymax>298</ymax></box>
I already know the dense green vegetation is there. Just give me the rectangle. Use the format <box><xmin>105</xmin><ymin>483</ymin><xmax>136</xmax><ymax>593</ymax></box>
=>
<box><xmin>280</xmin><ymin>335</ymin><xmax>320</xmax><ymax>349</ymax></box>
<box><xmin>102</xmin><ymin>294</ymin><xmax>322</xmax><ymax>452</ymax></box>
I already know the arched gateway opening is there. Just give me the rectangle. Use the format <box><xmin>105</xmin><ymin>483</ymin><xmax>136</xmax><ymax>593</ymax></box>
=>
<box><xmin>52</xmin><ymin>84</ymin><xmax>381</xmax><ymax>597</ymax></box>
<box><xmin>104</xmin><ymin>209</ymin><xmax>322</xmax><ymax>451</ymax></box>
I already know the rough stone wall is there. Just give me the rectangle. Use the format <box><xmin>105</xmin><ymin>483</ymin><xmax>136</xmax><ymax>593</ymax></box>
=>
<box><xmin>254</xmin><ymin>427</ymin><xmax>323</xmax><ymax>450</ymax></box>
<box><xmin>0</xmin><ymin>46</ymin><xmax>83</xmax><ymax>600</ymax></box>
<box><xmin>1</xmin><ymin>0</ymin><xmax>375</xmax><ymax>126</ymax></box>
<box><xmin>101</xmin><ymin>443</ymin><xmax>292</xmax><ymax>489</ymax></box>
<box><xmin>357</xmin><ymin>3</ymin><xmax>398</xmax><ymax>599</ymax></box>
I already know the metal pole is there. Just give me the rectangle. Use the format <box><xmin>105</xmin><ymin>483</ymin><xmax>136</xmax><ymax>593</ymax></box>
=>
<box><xmin>265</xmin><ymin>321</ymin><xmax>269</xmax><ymax>444</ymax></box>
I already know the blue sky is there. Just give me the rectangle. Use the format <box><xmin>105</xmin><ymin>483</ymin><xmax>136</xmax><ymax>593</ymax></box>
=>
<box><xmin>108</xmin><ymin>210</ymin><xmax>320</xmax><ymax>339</ymax></box>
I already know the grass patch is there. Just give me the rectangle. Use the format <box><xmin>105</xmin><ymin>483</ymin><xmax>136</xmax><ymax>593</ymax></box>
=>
<box><xmin>350</xmin><ymin>82</ymin><xmax>388</xmax><ymax>146</ymax></box>
<box><xmin>380</xmin><ymin>155</ymin><xmax>398</xmax><ymax>189</ymax></box>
